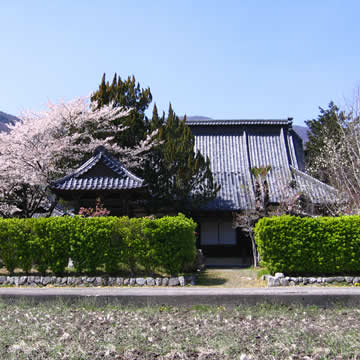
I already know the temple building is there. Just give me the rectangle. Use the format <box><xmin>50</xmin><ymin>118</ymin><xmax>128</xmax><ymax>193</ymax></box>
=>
<box><xmin>51</xmin><ymin>119</ymin><xmax>336</xmax><ymax>265</ymax></box>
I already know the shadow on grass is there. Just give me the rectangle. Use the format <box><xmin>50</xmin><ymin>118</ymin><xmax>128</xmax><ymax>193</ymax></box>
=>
<box><xmin>195</xmin><ymin>272</ymin><xmax>227</xmax><ymax>286</ymax></box>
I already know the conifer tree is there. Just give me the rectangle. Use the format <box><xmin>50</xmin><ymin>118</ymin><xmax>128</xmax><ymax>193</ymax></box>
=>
<box><xmin>91</xmin><ymin>73</ymin><xmax>152</xmax><ymax>148</ymax></box>
<box><xmin>149</xmin><ymin>103</ymin><xmax>164</xmax><ymax>131</ymax></box>
<box><xmin>144</xmin><ymin>104</ymin><xmax>219</xmax><ymax>213</ymax></box>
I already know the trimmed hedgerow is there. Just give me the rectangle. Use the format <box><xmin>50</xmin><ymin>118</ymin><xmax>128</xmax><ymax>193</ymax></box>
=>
<box><xmin>143</xmin><ymin>214</ymin><xmax>197</xmax><ymax>275</ymax></box>
<box><xmin>254</xmin><ymin>215</ymin><xmax>360</xmax><ymax>275</ymax></box>
<box><xmin>0</xmin><ymin>218</ymin><xmax>34</xmax><ymax>274</ymax></box>
<box><xmin>31</xmin><ymin>217</ymin><xmax>72</xmax><ymax>275</ymax></box>
<box><xmin>69</xmin><ymin>217</ymin><xmax>119</xmax><ymax>273</ymax></box>
<box><xmin>0</xmin><ymin>214</ymin><xmax>196</xmax><ymax>275</ymax></box>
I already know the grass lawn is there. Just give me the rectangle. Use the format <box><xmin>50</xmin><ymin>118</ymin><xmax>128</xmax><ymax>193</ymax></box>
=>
<box><xmin>0</xmin><ymin>300</ymin><xmax>359</xmax><ymax>359</ymax></box>
<box><xmin>195</xmin><ymin>268</ymin><xmax>267</xmax><ymax>288</ymax></box>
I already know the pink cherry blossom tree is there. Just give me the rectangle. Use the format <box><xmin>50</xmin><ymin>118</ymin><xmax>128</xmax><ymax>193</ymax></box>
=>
<box><xmin>0</xmin><ymin>97</ymin><xmax>156</xmax><ymax>217</ymax></box>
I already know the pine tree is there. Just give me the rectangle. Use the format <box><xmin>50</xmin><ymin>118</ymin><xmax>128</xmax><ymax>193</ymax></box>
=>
<box><xmin>144</xmin><ymin>104</ymin><xmax>219</xmax><ymax>213</ymax></box>
<box><xmin>149</xmin><ymin>103</ymin><xmax>164</xmax><ymax>131</ymax></box>
<box><xmin>92</xmin><ymin>74</ymin><xmax>219</xmax><ymax>213</ymax></box>
<box><xmin>91</xmin><ymin>73</ymin><xmax>152</xmax><ymax>148</ymax></box>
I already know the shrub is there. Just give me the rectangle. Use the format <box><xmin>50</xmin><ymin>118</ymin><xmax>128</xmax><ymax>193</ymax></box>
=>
<box><xmin>0</xmin><ymin>219</ymin><xmax>33</xmax><ymax>274</ymax></box>
<box><xmin>144</xmin><ymin>214</ymin><xmax>197</xmax><ymax>275</ymax></box>
<box><xmin>69</xmin><ymin>217</ymin><xmax>118</xmax><ymax>273</ymax></box>
<box><xmin>120</xmin><ymin>217</ymin><xmax>147</xmax><ymax>275</ymax></box>
<box><xmin>31</xmin><ymin>217</ymin><xmax>72</xmax><ymax>275</ymax></box>
<box><xmin>103</xmin><ymin>217</ymin><xmax>128</xmax><ymax>274</ymax></box>
<box><xmin>255</xmin><ymin>215</ymin><xmax>360</xmax><ymax>275</ymax></box>
<box><xmin>0</xmin><ymin>214</ymin><xmax>197</xmax><ymax>275</ymax></box>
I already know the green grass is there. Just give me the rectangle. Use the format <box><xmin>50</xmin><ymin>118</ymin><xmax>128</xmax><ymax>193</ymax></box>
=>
<box><xmin>195</xmin><ymin>267</ymin><xmax>267</xmax><ymax>287</ymax></box>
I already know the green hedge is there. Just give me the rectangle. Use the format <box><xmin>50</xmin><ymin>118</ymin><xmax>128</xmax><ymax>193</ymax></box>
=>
<box><xmin>0</xmin><ymin>214</ymin><xmax>196</xmax><ymax>275</ymax></box>
<box><xmin>255</xmin><ymin>215</ymin><xmax>360</xmax><ymax>275</ymax></box>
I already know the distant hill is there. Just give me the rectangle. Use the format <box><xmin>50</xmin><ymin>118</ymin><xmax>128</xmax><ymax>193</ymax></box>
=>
<box><xmin>186</xmin><ymin>116</ymin><xmax>212</xmax><ymax>121</ymax></box>
<box><xmin>0</xmin><ymin>111</ymin><xmax>20</xmax><ymax>132</ymax></box>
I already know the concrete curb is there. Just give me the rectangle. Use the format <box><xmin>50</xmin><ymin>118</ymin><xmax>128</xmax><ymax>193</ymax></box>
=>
<box><xmin>1</xmin><ymin>287</ymin><xmax>360</xmax><ymax>306</ymax></box>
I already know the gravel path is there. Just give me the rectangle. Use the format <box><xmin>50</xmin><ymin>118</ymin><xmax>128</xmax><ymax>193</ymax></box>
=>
<box><xmin>1</xmin><ymin>286</ymin><xmax>360</xmax><ymax>306</ymax></box>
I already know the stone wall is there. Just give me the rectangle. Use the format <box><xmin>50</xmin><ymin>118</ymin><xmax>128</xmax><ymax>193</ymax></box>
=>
<box><xmin>0</xmin><ymin>275</ymin><xmax>196</xmax><ymax>287</ymax></box>
<box><xmin>265</xmin><ymin>273</ymin><xmax>360</xmax><ymax>287</ymax></box>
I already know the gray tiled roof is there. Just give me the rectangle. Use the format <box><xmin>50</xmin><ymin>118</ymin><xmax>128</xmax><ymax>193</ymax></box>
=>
<box><xmin>188</xmin><ymin>119</ymin><xmax>335</xmax><ymax>211</ymax></box>
<box><xmin>290</xmin><ymin>166</ymin><xmax>338</xmax><ymax>204</ymax></box>
<box><xmin>51</xmin><ymin>147</ymin><xmax>144</xmax><ymax>192</ymax></box>
<box><xmin>186</xmin><ymin>119</ymin><xmax>293</xmax><ymax>126</ymax></box>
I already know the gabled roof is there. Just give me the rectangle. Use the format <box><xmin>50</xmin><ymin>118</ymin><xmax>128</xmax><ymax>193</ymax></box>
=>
<box><xmin>187</xmin><ymin>119</ymin><xmax>335</xmax><ymax>211</ymax></box>
<box><xmin>51</xmin><ymin>146</ymin><xmax>144</xmax><ymax>192</ymax></box>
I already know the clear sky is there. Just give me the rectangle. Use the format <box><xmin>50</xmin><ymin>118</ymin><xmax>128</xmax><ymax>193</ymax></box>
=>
<box><xmin>1</xmin><ymin>1</ymin><xmax>359</xmax><ymax>125</ymax></box>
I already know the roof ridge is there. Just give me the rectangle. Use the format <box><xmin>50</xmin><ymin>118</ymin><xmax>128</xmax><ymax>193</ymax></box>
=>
<box><xmin>51</xmin><ymin>147</ymin><xmax>144</xmax><ymax>188</ymax></box>
<box><xmin>186</xmin><ymin>118</ymin><xmax>293</xmax><ymax>126</ymax></box>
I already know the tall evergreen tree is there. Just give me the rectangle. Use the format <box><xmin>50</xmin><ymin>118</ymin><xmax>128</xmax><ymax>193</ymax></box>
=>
<box><xmin>144</xmin><ymin>104</ymin><xmax>219</xmax><ymax>213</ymax></box>
<box><xmin>92</xmin><ymin>74</ymin><xmax>219</xmax><ymax>213</ymax></box>
<box><xmin>305</xmin><ymin>102</ymin><xmax>345</xmax><ymax>183</ymax></box>
<box><xmin>149</xmin><ymin>103</ymin><xmax>164</xmax><ymax>131</ymax></box>
<box><xmin>91</xmin><ymin>73</ymin><xmax>152</xmax><ymax>148</ymax></box>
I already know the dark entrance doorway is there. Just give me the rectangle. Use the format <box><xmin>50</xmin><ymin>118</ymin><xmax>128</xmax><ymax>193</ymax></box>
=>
<box><xmin>198</xmin><ymin>220</ymin><xmax>252</xmax><ymax>267</ymax></box>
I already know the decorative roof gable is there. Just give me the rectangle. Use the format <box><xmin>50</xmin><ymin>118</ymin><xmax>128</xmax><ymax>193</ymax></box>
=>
<box><xmin>51</xmin><ymin>146</ymin><xmax>144</xmax><ymax>192</ymax></box>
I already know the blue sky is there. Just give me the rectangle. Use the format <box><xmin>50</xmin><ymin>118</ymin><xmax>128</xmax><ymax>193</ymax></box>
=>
<box><xmin>1</xmin><ymin>1</ymin><xmax>359</xmax><ymax>125</ymax></box>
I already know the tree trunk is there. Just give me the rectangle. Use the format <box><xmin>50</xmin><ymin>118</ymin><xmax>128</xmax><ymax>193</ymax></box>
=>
<box><xmin>249</xmin><ymin>229</ymin><xmax>258</xmax><ymax>267</ymax></box>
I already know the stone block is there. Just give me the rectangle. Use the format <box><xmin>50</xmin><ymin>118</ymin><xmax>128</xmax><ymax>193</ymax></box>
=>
<box><xmin>268</xmin><ymin>276</ymin><xmax>280</xmax><ymax>287</ymax></box>
<box><xmin>94</xmin><ymin>277</ymin><xmax>102</xmax><ymax>286</ymax></box>
<box><xmin>18</xmin><ymin>276</ymin><xmax>27</xmax><ymax>285</ymax></box>
<box><xmin>116</xmin><ymin>277</ymin><xmax>124</xmax><ymax>286</ymax></box>
<box><xmin>136</xmin><ymin>278</ymin><xmax>146</xmax><ymax>286</ymax></box>
<box><xmin>42</xmin><ymin>277</ymin><xmax>52</xmax><ymax>285</ymax></box>
<box><xmin>169</xmin><ymin>277</ymin><xmax>180</xmax><ymax>286</ymax></box>
<box><xmin>146</xmin><ymin>277</ymin><xmax>155</xmax><ymax>286</ymax></box>
<box><xmin>108</xmin><ymin>277</ymin><xmax>116</xmax><ymax>286</ymax></box>
<box><xmin>74</xmin><ymin>277</ymin><xmax>82</xmax><ymax>285</ymax></box>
